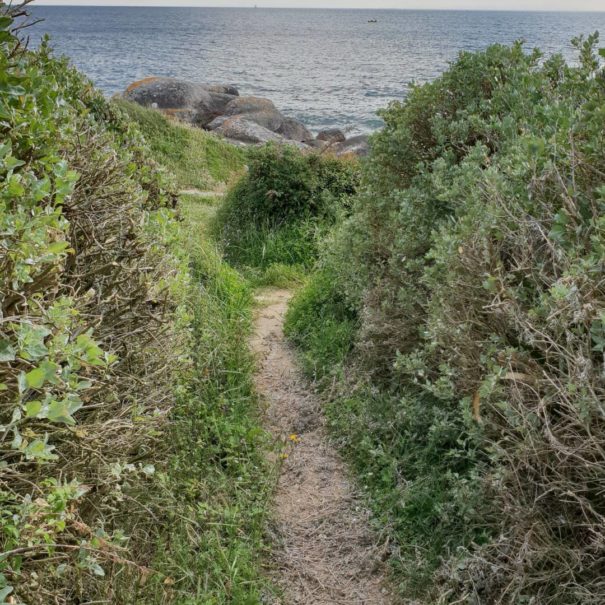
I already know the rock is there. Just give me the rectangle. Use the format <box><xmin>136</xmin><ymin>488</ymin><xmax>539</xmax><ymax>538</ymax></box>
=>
<box><xmin>124</xmin><ymin>77</ymin><xmax>366</xmax><ymax>153</ymax></box>
<box><xmin>123</xmin><ymin>77</ymin><xmax>237</xmax><ymax>127</ymax></box>
<box><xmin>217</xmin><ymin>96</ymin><xmax>288</xmax><ymax>133</ymax></box>
<box><xmin>224</xmin><ymin>96</ymin><xmax>278</xmax><ymax>116</ymax></box>
<box><xmin>194</xmin><ymin>91</ymin><xmax>236</xmax><ymax>127</ymax></box>
<box><xmin>210</xmin><ymin>109</ymin><xmax>284</xmax><ymax>133</ymax></box>
<box><xmin>213</xmin><ymin>116</ymin><xmax>285</xmax><ymax>145</ymax></box>
<box><xmin>125</xmin><ymin>77</ymin><xmax>203</xmax><ymax>109</ymax></box>
<box><xmin>317</xmin><ymin>128</ymin><xmax>346</xmax><ymax>143</ymax></box>
<box><xmin>240</xmin><ymin>109</ymin><xmax>284</xmax><ymax>132</ymax></box>
<box><xmin>206</xmin><ymin>115</ymin><xmax>230</xmax><ymax>131</ymax></box>
<box><xmin>305</xmin><ymin>138</ymin><xmax>331</xmax><ymax>150</ymax></box>
<box><xmin>206</xmin><ymin>84</ymin><xmax>239</xmax><ymax>96</ymax></box>
<box><xmin>277</xmin><ymin>118</ymin><xmax>314</xmax><ymax>142</ymax></box>
<box><xmin>334</xmin><ymin>134</ymin><xmax>370</xmax><ymax>157</ymax></box>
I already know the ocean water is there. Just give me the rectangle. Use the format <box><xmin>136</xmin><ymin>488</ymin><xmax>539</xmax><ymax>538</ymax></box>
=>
<box><xmin>29</xmin><ymin>7</ymin><xmax>605</xmax><ymax>134</ymax></box>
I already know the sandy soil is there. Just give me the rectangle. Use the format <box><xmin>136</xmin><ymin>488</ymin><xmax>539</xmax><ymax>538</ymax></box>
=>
<box><xmin>251</xmin><ymin>288</ymin><xmax>390</xmax><ymax>605</ymax></box>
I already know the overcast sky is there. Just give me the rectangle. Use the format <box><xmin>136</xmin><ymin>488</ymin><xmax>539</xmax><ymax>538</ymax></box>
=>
<box><xmin>30</xmin><ymin>0</ymin><xmax>605</xmax><ymax>11</ymax></box>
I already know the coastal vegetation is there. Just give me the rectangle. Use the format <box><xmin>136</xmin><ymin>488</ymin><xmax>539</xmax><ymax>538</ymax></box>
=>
<box><xmin>284</xmin><ymin>36</ymin><xmax>605</xmax><ymax>604</ymax></box>
<box><xmin>212</xmin><ymin>144</ymin><xmax>359</xmax><ymax>285</ymax></box>
<box><xmin>0</xmin><ymin>5</ymin><xmax>271</xmax><ymax>603</ymax></box>
<box><xmin>2</xmin><ymin>0</ymin><xmax>605</xmax><ymax>602</ymax></box>
<box><xmin>116</xmin><ymin>99</ymin><xmax>246</xmax><ymax>191</ymax></box>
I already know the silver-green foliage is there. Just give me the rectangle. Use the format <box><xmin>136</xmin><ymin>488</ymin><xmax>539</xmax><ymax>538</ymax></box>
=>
<box><xmin>288</xmin><ymin>37</ymin><xmax>605</xmax><ymax>603</ymax></box>
<box><xmin>0</xmin><ymin>6</ymin><xmax>183</xmax><ymax>602</ymax></box>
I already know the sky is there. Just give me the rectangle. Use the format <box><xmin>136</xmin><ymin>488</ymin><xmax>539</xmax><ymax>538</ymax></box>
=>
<box><xmin>31</xmin><ymin>0</ymin><xmax>605</xmax><ymax>11</ymax></box>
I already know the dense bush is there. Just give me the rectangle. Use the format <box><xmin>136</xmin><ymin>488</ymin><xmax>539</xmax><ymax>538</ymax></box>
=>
<box><xmin>0</xmin><ymin>6</ymin><xmax>185</xmax><ymax>602</ymax></box>
<box><xmin>0</xmin><ymin>5</ymin><xmax>272</xmax><ymax>604</ymax></box>
<box><xmin>287</xmin><ymin>37</ymin><xmax>605</xmax><ymax>603</ymax></box>
<box><xmin>213</xmin><ymin>143</ymin><xmax>359</xmax><ymax>280</ymax></box>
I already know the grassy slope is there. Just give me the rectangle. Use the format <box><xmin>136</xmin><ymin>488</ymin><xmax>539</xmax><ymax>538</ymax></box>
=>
<box><xmin>116</xmin><ymin>99</ymin><xmax>246</xmax><ymax>190</ymax></box>
<box><xmin>123</xmin><ymin>102</ymin><xmax>275</xmax><ymax>603</ymax></box>
<box><xmin>163</xmin><ymin>196</ymin><xmax>275</xmax><ymax>605</ymax></box>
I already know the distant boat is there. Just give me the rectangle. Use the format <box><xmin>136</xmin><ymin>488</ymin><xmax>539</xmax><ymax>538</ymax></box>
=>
<box><xmin>368</xmin><ymin>19</ymin><xmax>378</xmax><ymax>23</ymax></box>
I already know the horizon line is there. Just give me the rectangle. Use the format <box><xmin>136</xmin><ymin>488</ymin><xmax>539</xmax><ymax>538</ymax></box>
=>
<box><xmin>32</xmin><ymin>4</ymin><xmax>605</xmax><ymax>12</ymax></box>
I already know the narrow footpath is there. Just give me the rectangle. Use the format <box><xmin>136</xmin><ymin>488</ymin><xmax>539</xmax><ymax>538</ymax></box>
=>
<box><xmin>251</xmin><ymin>289</ymin><xmax>390</xmax><ymax>605</ymax></box>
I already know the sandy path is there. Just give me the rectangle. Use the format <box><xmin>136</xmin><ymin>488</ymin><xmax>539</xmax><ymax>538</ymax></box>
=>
<box><xmin>179</xmin><ymin>188</ymin><xmax>225</xmax><ymax>197</ymax></box>
<box><xmin>251</xmin><ymin>289</ymin><xmax>390</xmax><ymax>605</ymax></box>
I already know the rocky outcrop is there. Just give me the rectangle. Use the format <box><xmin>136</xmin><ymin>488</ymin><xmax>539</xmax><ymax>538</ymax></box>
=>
<box><xmin>123</xmin><ymin>77</ymin><xmax>369</xmax><ymax>155</ymax></box>
<box><xmin>333</xmin><ymin>134</ymin><xmax>370</xmax><ymax>157</ymax></box>
<box><xmin>206</xmin><ymin>84</ymin><xmax>240</xmax><ymax>96</ymax></box>
<box><xmin>278</xmin><ymin>118</ymin><xmax>313</xmax><ymax>143</ymax></box>
<box><xmin>224</xmin><ymin>96</ymin><xmax>276</xmax><ymax>116</ymax></box>
<box><xmin>124</xmin><ymin>77</ymin><xmax>238</xmax><ymax>128</ymax></box>
<box><xmin>212</xmin><ymin>117</ymin><xmax>284</xmax><ymax>145</ymax></box>
<box><xmin>317</xmin><ymin>128</ymin><xmax>346</xmax><ymax>143</ymax></box>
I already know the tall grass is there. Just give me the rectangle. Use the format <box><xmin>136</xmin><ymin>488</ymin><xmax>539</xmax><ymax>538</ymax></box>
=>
<box><xmin>148</xmin><ymin>195</ymin><xmax>275</xmax><ymax>604</ymax></box>
<box><xmin>120</xmin><ymin>102</ymin><xmax>276</xmax><ymax>603</ymax></box>
<box><xmin>116</xmin><ymin>99</ymin><xmax>246</xmax><ymax>190</ymax></box>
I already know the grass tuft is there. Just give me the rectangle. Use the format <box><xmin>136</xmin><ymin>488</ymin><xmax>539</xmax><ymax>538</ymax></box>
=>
<box><xmin>116</xmin><ymin>99</ymin><xmax>246</xmax><ymax>190</ymax></box>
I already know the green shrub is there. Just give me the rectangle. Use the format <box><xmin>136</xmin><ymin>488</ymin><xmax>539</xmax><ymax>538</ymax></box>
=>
<box><xmin>288</xmin><ymin>36</ymin><xmax>605</xmax><ymax>604</ymax></box>
<box><xmin>0</xmin><ymin>8</ymin><xmax>185</xmax><ymax>602</ymax></box>
<box><xmin>284</xmin><ymin>269</ymin><xmax>357</xmax><ymax>378</ymax></box>
<box><xmin>212</xmin><ymin>144</ymin><xmax>359</xmax><ymax>276</ymax></box>
<box><xmin>221</xmin><ymin>144</ymin><xmax>358</xmax><ymax>224</ymax></box>
<box><xmin>0</xmin><ymin>6</ymin><xmax>272</xmax><ymax>604</ymax></box>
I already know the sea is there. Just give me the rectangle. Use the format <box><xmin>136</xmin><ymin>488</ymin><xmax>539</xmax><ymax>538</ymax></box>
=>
<box><xmin>28</xmin><ymin>7</ymin><xmax>605</xmax><ymax>135</ymax></box>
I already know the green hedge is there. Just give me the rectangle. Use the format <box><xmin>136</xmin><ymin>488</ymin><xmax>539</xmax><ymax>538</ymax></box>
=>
<box><xmin>0</xmin><ymin>7</ymin><xmax>271</xmax><ymax>604</ymax></box>
<box><xmin>287</xmin><ymin>37</ymin><xmax>605</xmax><ymax>604</ymax></box>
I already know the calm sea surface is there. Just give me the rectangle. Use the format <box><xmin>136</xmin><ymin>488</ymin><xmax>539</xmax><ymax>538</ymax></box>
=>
<box><xmin>29</xmin><ymin>7</ymin><xmax>605</xmax><ymax>134</ymax></box>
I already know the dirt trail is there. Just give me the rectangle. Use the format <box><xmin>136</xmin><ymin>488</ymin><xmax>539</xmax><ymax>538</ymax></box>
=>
<box><xmin>179</xmin><ymin>188</ymin><xmax>225</xmax><ymax>197</ymax></box>
<box><xmin>251</xmin><ymin>289</ymin><xmax>390</xmax><ymax>605</ymax></box>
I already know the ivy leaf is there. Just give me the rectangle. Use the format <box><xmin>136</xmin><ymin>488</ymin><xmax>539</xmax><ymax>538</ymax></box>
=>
<box><xmin>19</xmin><ymin>324</ymin><xmax>51</xmax><ymax>361</ymax></box>
<box><xmin>47</xmin><ymin>396</ymin><xmax>82</xmax><ymax>425</ymax></box>
<box><xmin>24</xmin><ymin>438</ymin><xmax>57</xmax><ymax>461</ymax></box>
<box><xmin>142</xmin><ymin>464</ymin><xmax>155</xmax><ymax>476</ymax></box>
<box><xmin>90</xmin><ymin>562</ymin><xmax>105</xmax><ymax>577</ymax></box>
<box><xmin>590</xmin><ymin>319</ymin><xmax>605</xmax><ymax>352</ymax></box>
<box><xmin>7</xmin><ymin>176</ymin><xmax>24</xmax><ymax>196</ymax></box>
<box><xmin>4</xmin><ymin>155</ymin><xmax>25</xmax><ymax>171</ymax></box>
<box><xmin>0</xmin><ymin>585</ymin><xmax>14</xmax><ymax>604</ymax></box>
<box><xmin>17</xmin><ymin>372</ymin><xmax>27</xmax><ymax>394</ymax></box>
<box><xmin>76</xmin><ymin>334</ymin><xmax>104</xmax><ymax>366</ymax></box>
<box><xmin>48</xmin><ymin>241</ymin><xmax>70</xmax><ymax>255</ymax></box>
<box><xmin>11</xmin><ymin>429</ymin><xmax>22</xmax><ymax>450</ymax></box>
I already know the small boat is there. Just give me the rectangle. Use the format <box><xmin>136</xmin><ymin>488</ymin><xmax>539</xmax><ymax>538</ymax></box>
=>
<box><xmin>368</xmin><ymin>19</ymin><xmax>378</xmax><ymax>23</ymax></box>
